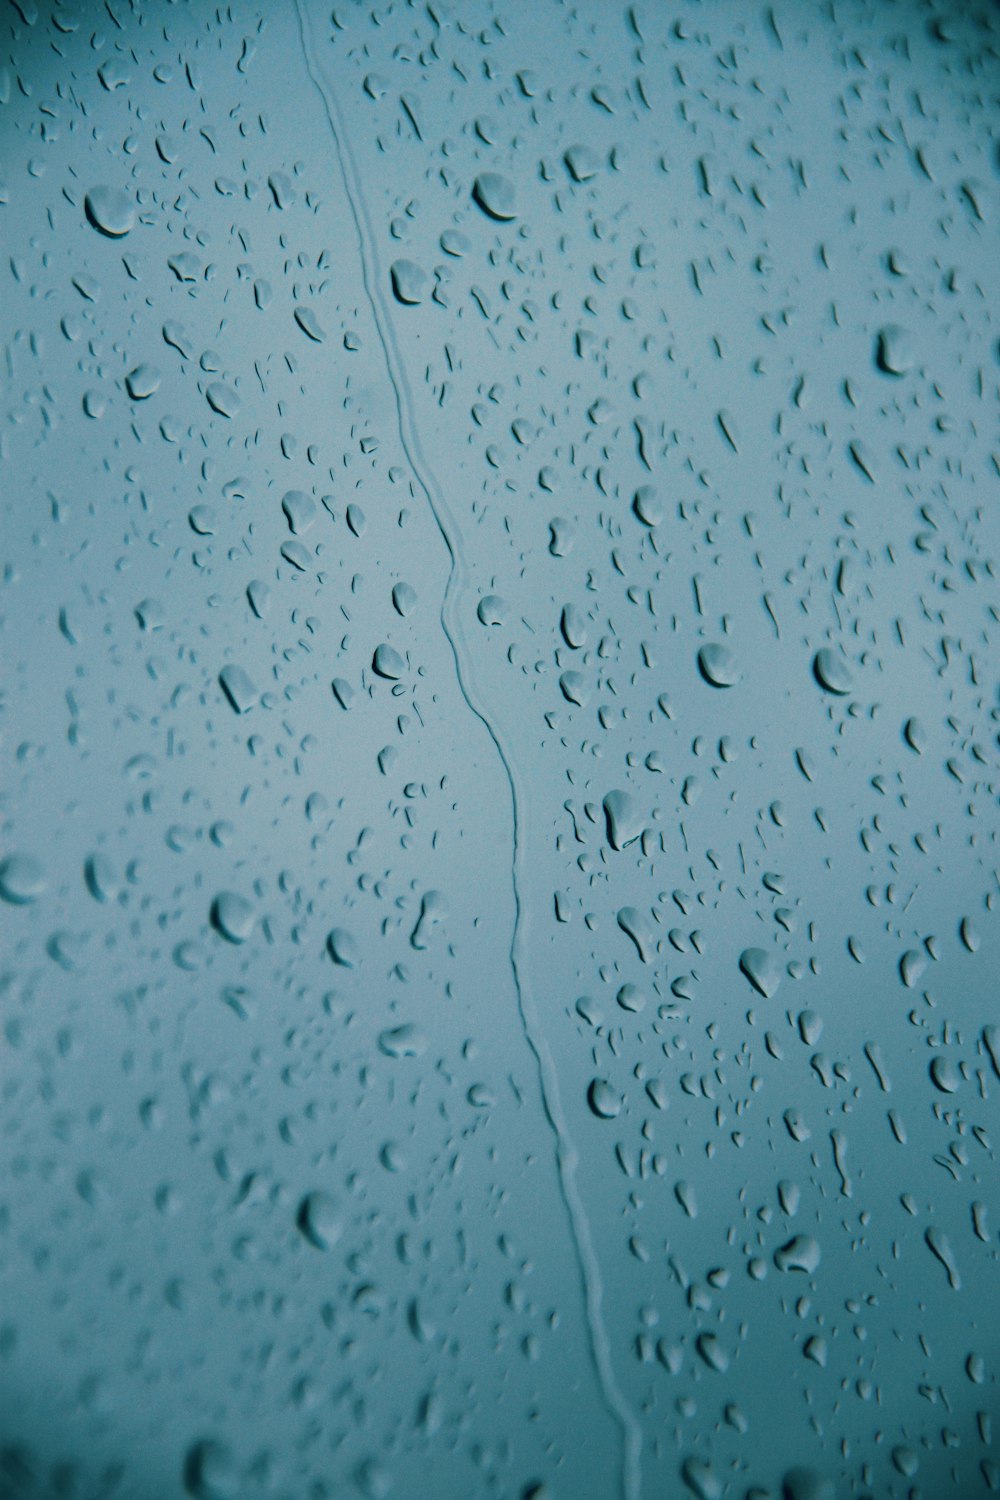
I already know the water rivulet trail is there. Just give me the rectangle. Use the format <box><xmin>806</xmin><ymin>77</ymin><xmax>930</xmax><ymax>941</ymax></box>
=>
<box><xmin>291</xmin><ymin>3</ymin><xmax>642</xmax><ymax>1495</ymax></box>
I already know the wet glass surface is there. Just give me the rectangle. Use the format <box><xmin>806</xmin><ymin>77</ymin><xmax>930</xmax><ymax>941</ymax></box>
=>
<box><xmin>2</xmin><ymin>2</ymin><xmax>999</xmax><ymax>1496</ymax></box>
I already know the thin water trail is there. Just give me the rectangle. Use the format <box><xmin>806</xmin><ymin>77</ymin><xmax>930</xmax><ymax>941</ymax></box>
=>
<box><xmin>291</xmin><ymin>2</ymin><xmax>642</xmax><ymax>1495</ymax></box>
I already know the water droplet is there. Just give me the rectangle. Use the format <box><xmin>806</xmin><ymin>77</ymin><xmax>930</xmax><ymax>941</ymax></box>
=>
<box><xmin>84</xmin><ymin>854</ymin><xmax>117</xmax><ymax>904</ymax></box>
<box><xmin>390</xmin><ymin>260</ymin><xmax>428</xmax><ymax>305</ymax></box>
<box><xmin>0</xmin><ymin>853</ymin><xmax>46</xmax><ymax>904</ymax></box>
<box><xmin>378</xmin><ymin>1023</ymin><xmax>427</xmax><ymax>1059</ymax></box>
<box><xmin>560</xmin><ymin>604</ymin><xmax>587</xmax><ymax>649</ymax></box>
<box><xmin>559</xmin><ymin>672</ymin><xmax>589</xmax><ymax>707</ymax></box>
<box><xmin>587</xmin><ymin>1079</ymin><xmax>622</xmax><ymax>1119</ymax></box>
<box><xmin>959</xmin><ymin>916</ymin><xmax>980</xmax><ymax>953</ymax></box>
<box><xmin>410</xmin><ymin>890</ymin><xmax>446</xmax><ymax>950</ymax></box>
<box><xmin>875</xmin><ymin>324</ymin><xmax>914</xmax><ymax>375</ymax></box>
<box><xmin>925</xmin><ymin>1226</ymin><xmax>961</xmax><ymax>1289</ymax></box>
<box><xmin>84</xmin><ymin>186</ymin><xmax>134</xmax><ymax>237</ymax></box>
<box><xmin>739</xmin><ymin>947</ymin><xmax>781</xmax><ymax>998</ymax></box>
<box><xmin>218</xmin><ymin>665</ymin><xmax>258</xmax><ymax>715</ymax></box>
<box><xmin>697</xmin><ymin>644</ymin><xmax>740</xmax><ymax>688</ymax></box>
<box><xmin>774</xmin><ymin>1235</ymin><xmax>821</xmax><ymax>1274</ymax></box>
<box><xmin>812</xmin><ymin>648</ymin><xmax>853</xmax><ymax>695</ymax></box>
<box><xmin>247</xmin><ymin>580</ymin><xmax>270</xmax><ymax>619</ymax></box>
<box><xmin>929</xmin><ymin>1055</ymin><xmax>959</xmax><ymax>1094</ymax></box>
<box><xmin>632</xmin><ymin>486</ymin><xmax>661</xmax><ymax>526</ymax></box>
<box><xmin>899</xmin><ymin>949</ymin><xmax>926</xmax><ymax>988</ymax></box>
<box><xmin>680</xmin><ymin>1456</ymin><xmax>722</xmax><ymax>1500</ymax></box>
<box><xmin>618</xmin><ymin>906</ymin><xmax>654</xmax><ymax>963</ymax></box>
<box><xmin>548</xmin><ymin>516</ymin><xmax>576</xmax><ymax>557</ymax></box>
<box><xmin>392</xmin><ymin>582</ymin><xmax>417</xmax><ymax>617</ymax></box>
<box><xmin>781</xmin><ymin>1467</ymin><xmax>834</xmax><ymax>1500</ymax></box>
<box><xmin>903</xmin><ymin>716</ymin><xmax>926</xmax><ymax>753</ymax></box>
<box><xmin>205</xmin><ymin>382</ymin><xmax>240</xmax><ymax>419</ymax></box>
<box><xmin>616</xmin><ymin>984</ymin><xmax>645</xmax><ymax>1013</ymax></box>
<box><xmin>327</xmin><ymin>928</ymin><xmax>359</xmax><ymax>968</ymax></box>
<box><xmin>372</xmin><ymin>644</ymin><xmax>405</xmax><ymax>680</ymax></box>
<box><xmin>183</xmin><ymin>1439</ymin><xmax>237</xmax><ymax>1500</ymax></box>
<box><xmin>696</xmin><ymin>1332</ymin><xmax>729</xmax><ymax>1374</ymax></box>
<box><xmin>331</xmin><ymin>678</ymin><xmax>355</xmax><ymax>711</ymax></box>
<box><xmin>564</xmin><ymin>144</ymin><xmax>599</xmax><ymax>182</ymax></box>
<box><xmin>477</xmin><ymin>594</ymin><xmax>508</xmax><ymax>626</ymax></box>
<box><xmin>125</xmin><ymin>363</ymin><xmax>161</xmax><ymax>400</ymax></box>
<box><xmin>603</xmin><ymin>790</ymin><xmax>644</xmax><ymax>851</ymax></box>
<box><xmin>296</xmin><ymin>1191</ymin><xmax>343</xmax><ymax>1250</ymax></box>
<box><xmin>440</xmin><ymin>228</ymin><xmax>470</xmax><ymax>257</ymax></box>
<box><xmin>293</xmin><ymin>305</ymin><xmax>326</xmax><ymax>342</ymax></box>
<box><xmin>211</xmin><ymin>893</ymin><xmax>254</xmax><ymax>945</ymax></box>
<box><xmin>279</xmin><ymin>491</ymin><xmax>314</xmax><ymax>536</ymax></box>
<box><xmin>472</xmin><ymin>172</ymin><xmax>517</xmax><ymax>221</ymax></box>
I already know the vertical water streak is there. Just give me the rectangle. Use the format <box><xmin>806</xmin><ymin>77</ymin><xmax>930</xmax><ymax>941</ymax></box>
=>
<box><xmin>291</xmin><ymin>2</ymin><xmax>642</xmax><ymax>1494</ymax></box>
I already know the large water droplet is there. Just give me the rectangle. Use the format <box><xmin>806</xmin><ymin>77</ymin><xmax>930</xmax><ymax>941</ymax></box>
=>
<box><xmin>297</xmin><ymin>1191</ymin><xmax>343</xmax><ymax>1250</ymax></box>
<box><xmin>774</xmin><ymin>1235</ymin><xmax>821</xmax><ymax>1274</ymax></box>
<box><xmin>211</xmin><ymin>893</ymin><xmax>254</xmax><ymax>945</ymax></box>
<box><xmin>875</xmin><ymin>324</ymin><xmax>913</xmax><ymax>375</ymax></box>
<box><xmin>697</xmin><ymin>644</ymin><xmax>740</xmax><ymax>688</ymax></box>
<box><xmin>739</xmin><ymin>947</ymin><xmax>782</xmax><ymax>998</ymax></box>
<box><xmin>0</xmin><ymin>853</ymin><xmax>46</xmax><ymax>904</ymax></box>
<box><xmin>390</xmin><ymin>259</ymin><xmax>428</xmax><ymax>305</ymax></box>
<box><xmin>84</xmin><ymin>185</ymin><xmax>135</xmax><ymax>237</ymax></box>
<box><xmin>372</xmin><ymin>644</ymin><xmax>406</xmax><ymax>680</ymax></box>
<box><xmin>183</xmin><ymin>1439</ymin><xmax>237</xmax><ymax>1500</ymax></box>
<box><xmin>587</xmin><ymin>1078</ymin><xmax>622</xmax><ymax>1119</ymax></box>
<box><xmin>327</xmin><ymin>928</ymin><xmax>359</xmax><ymax>967</ymax></box>
<box><xmin>472</xmin><ymin>172</ymin><xmax>517</xmax><ymax>221</ymax></box>
<box><xmin>812</xmin><ymin>648</ymin><xmax>853</xmax><ymax>695</ymax></box>
<box><xmin>603</xmin><ymin>790</ymin><xmax>644</xmax><ymax>851</ymax></box>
